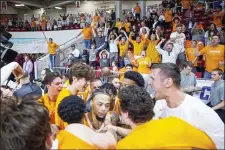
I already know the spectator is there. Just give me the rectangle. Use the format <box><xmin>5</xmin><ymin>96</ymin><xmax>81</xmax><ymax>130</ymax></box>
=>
<box><xmin>134</xmin><ymin>3</ymin><xmax>141</xmax><ymax>21</ymax></box>
<box><xmin>180</xmin><ymin>61</ymin><xmax>197</xmax><ymax>89</ymax></box>
<box><xmin>60</xmin><ymin>13</ymin><xmax>69</xmax><ymax>26</ymax></box>
<box><xmin>43</xmin><ymin>36</ymin><xmax>59</xmax><ymax>70</ymax></box>
<box><xmin>128</xmin><ymin>31</ymin><xmax>145</xmax><ymax>56</ymax></box>
<box><xmin>92</xmin><ymin>25</ymin><xmax>107</xmax><ymax>52</ymax></box>
<box><xmin>146</xmin><ymin>33</ymin><xmax>161</xmax><ymax>64</ymax></box>
<box><xmin>218</xmin><ymin>27</ymin><xmax>225</xmax><ymax>44</ymax></box>
<box><xmin>155</xmin><ymin>38</ymin><xmax>181</xmax><ymax>64</ymax></box>
<box><xmin>162</xmin><ymin>0</ymin><xmax>169</xmax><ymax>8</ymax></box>
<box><xmin>205</xmin><ymin>23</ymin><xmax>218</xmax><ymax>45</ymax></box>
<box><xmin>108</xmin><ymin>32</ymin><xmax>120</xmax><ymax>65</ymax></box>
<box><xmin>185</xmin><ymin>40</ymin><xmax>198</xmax><ymax>70</ymax></box>
<box><xmin>208</xmin><ymin>68</ymin><xmax>225</xmax><ymax>123</ymax></box>
<box><xmin>99</xmin><ymin>50</ymin><xmax>110</xmax><ymax>68</ymax></box>
<box><xmin>110</xmin><ymin>10</ymin><xmax>116</xmax><ymax>22</ymax></box>
<box><xmin>164</xmin><ymin>4</ymin><xmax>173</xmax><ymax>28</ymax></box>
<box><xmin>213</xmin><ymin>6</ymin><xmax>224</xmax><ymax>31</ymax></box>
<box><xmin>193</xmin><ymin>35</ymin><xmax>224</xmax><ymax>79</ymax></box>
<box><xmin>191</xmin><ymin>21</ymin><xmax>205</xmax><ymax>41</ymax></box>
<box><xmin>77</xmin><ymin>22</ymin><xmax>93</xmax><ymax>49</ymax></box>
<box><xmin>68</xmin><ymin>44</ymin><xmax>81</xmax><ymax>66</ymax></box>
<box><xmin>68</xmin><ymin>14</ymin><xmax>74</xmax><ymax>26</ymax></box>
<box><xmin>170</xmin><ymin>24</ymin><xmax>186</xmax><ymax>67</ymax></box>
<box><xmin>23</xmin><ymin>55</ymin><xmax>33</xmax><ymax>82</ymax></box>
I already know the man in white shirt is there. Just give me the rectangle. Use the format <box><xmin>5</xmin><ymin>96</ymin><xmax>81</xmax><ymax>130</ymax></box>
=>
<box><xmin>155</xmin><ymin>38</ymin><xmax>181</xmax><ymax>64</ymax></box>
<box><xmin>150</xmin><ymin>63</ymin><xmax>224</xmax><ymax>149</ymax></box>
<box><xmin>139</xmin><ymin>21</ymin><xmax>150</xmax><ymax>35</ymax></box>
<box><xmin>170</xmin><ymin>24</ymin><xmax>186</xmax><ymax>67</ymax></box>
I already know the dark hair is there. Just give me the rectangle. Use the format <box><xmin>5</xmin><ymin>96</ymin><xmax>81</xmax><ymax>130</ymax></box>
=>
<box><xmin>99</xmin><ymin>83</ymin><xmax>117</xmax><ymax>97</ymax></box>
<box><xmin>43</xmin><ymin>68</ymin><xmax>51</xmax><ymax>74</ymax></box>
<box><xmin>119</xmin><ymin>85</ymin><xmax>155</xmax><ymax>123</ymax></box>
<box><xmin>212</xmin><ymin>68</ymin><xmax>223</xmax><ymax>76</ymax></box>
<box><xmin>125</xmin><ymin>64</ymin><xmax>133</xmax><ymax>69</ymax></box>
<box><xmin>68</xmin><ymin>62</ymin><xmax>95</xmax><ymax>84</ymax></box>
<box><xmin>1</xmin><ymin>98</ymin><xmax>51</xmax><ymax>150</ymax></box>
<box><xmin>183</xmin><ymin>61</ymin><xmax>194</xmax><ymax>69</ymax></box>
<box><xmin>108</xmin><ymin>75</ymin><xmax>119</xmax><ymax>83</ymax></box>
<box><xmin>152</xmin><ymin>63</ymin><xmax>181</xmax><ymax>88</ymax></box>
<box><xmin>58</xmin><ymin>95</ymin><xmax>85</xmax><ymax>124</ymax></box>
<box><xmin>124</xmin><ymin>71</ymin><xmax>145</xmax><ymax>87</ymax></box>
<box><xmin>89</xmin><ymin>87</ymin><xmax>112</xmax><ymax>102</ymax></box>
<box><xmin>43</xmin><ymin>72</ymin><xmax>62</xmax><ymax>85</ymax></box>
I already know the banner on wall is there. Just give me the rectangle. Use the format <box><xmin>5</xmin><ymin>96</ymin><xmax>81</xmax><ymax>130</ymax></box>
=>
<box><xmin>193</xmin><ymin>79</ymin><xmax>214</xmax><ymax>104</ymax></box>
<box><xmin>9</xmin><ymin>30</ymin><xmax>82</xmax><ymax>53</ymax></box>
<box><xmin>1</xmin><ymin>1</ymin><xmax>7</xmax><ymax>10</ymax></box>
<box><xmin>76</xmin><ymin>1</ymin><xmax>80</xmax><ymax>8</ymax></box>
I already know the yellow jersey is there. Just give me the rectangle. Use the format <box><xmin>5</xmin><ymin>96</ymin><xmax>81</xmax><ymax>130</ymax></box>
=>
<box><xmin>117</xmin><ymin>117</ymin><xmax>216</xmax><ymax>149</ymax></box>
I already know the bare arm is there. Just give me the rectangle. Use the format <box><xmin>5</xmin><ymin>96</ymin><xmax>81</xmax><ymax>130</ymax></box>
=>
<box><xmin>212</xmin><ymin>101</ymin><xmax>225</xmax><ymax>110</ymax></box>
<box><xmin>92</xmin><ymin>27</ymin><xmax>96</xmax><ymax>37</ymax></box>
<box><xmin>91</xmin><ymin>128</ymin><xmax>117</xmax><ymax>149</ymax></box>
<box><xmin>155</xmin><ymin>39</ymin><xmax>166</xmax><ymax>55</ymax></box>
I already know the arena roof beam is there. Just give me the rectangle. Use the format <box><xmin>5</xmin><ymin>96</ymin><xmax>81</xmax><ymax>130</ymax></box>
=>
<box><xmin>46</xmin><ymin>1</ymin><xmax>72</xmax><ymax>8</ymax></box>
<box><xmin>7</xmin><ymin>0</ymin><xmax>43</xmax><ymax>8</ymax></box>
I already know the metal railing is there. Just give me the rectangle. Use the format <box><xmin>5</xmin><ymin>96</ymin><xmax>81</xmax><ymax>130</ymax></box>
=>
<box><xmin>34</xmin><ymin>34</ymin><xmax>84</xmax><ymax>79</ymax></box>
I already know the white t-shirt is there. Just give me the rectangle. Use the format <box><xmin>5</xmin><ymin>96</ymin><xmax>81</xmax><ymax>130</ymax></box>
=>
<box><xmin>170</xmin><ymin>32</ymin><xmax>186</xmax><ymax>53</ymax></box>
<box><xmin>109</xmin><ymin>40</ymin><xmax>118</xmax><ymax>53</ymax></box>
<box><xmin>153</xmin><ymin>94</ymin><xmax>224</xmax><ymax>149</ymax></box>
<box><xmin>72</xmin><ymin>49</ymin><xmax>80</xmax><ymax>58</ymax></box>
<box><xmin>155</xmin><ymin>44</ymin><xmax>181</xmax><ymax>64</ymax></box>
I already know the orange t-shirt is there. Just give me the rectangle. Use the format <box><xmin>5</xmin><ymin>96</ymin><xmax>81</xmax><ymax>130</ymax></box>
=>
<box><xmin>213</xmin><ymin>11</ymin><xmax>225</xmax><ymax>27</ymax></box>
<box><xmin>48</xmin><ymin>42</ymin><xmax>59</xmax><ymax>54</ymax></box>
<box><xmin>164</xmin><ymin>9</ymin><xmax>173</xmax><ymax>23</ymax></box>
<box><xmin>56</xmin><ymin>130</ymin><xmax>97</xmax><ymax>149</ymax></box>
<box><xmin>181</xmin><ymin>0</ymin><xmax>192</xmax><ymax>9</ymax></box>
<box><xmin>186</xmin><ymin>48</ymin><xmax>198</xmax><ymax>66</ymax></box>
<box><xmin>146</xmin><ymin>39</ymin><xmax>161</xmax><ymax>63</ymax></box>
<box><xmin>134</xmin><ymin>6</ymin><xmax>141</xmax><ymax>14</ymax></box>
<box><xmin>77</xmin><ymin>86</ymin><xmax>90</xmax><ymax>103</ymax></box>
<box><xmin>118</xmin><ymin>41</ymin><xmax>129</xmax><ymax>57</ymax></box>
<box><xmin>93</xmin><ymin>15</ymin><xmax>100</xmax><ymax>22</ymax></box>
<box><xmin>82</xmin><ymin>27</ymin><xmax>93</xmax><ymax>40</ymax></box>
<box><xmin>31</xmin><ymin>20</ymin><xmax>36</xmax><ymax>27</ymax></box>
<box><xmin>137</xmin><ymin>57</ymin><xmax>151</xmax><ymax>74</ymax></box>
<box><xmin>199</xmin><ymin>44</ymin><xmax>224</xmax><ymax>72</ymax></box>
<box><xmin>38</xmin><ymin>94</ymin><xmax>56</xmax><ymax>124</ymax></box>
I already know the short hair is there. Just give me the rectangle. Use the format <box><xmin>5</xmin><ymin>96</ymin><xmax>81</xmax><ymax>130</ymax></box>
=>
<box><xmin>89</xmin><ymin>87</ymin><xmax>112</xmax><ymax>101</ymax></box>
<box><xmin>43</xmin><ymin>68</ymin><xmax>51</xmax><ymax>74</ymax></box>
<box><xmin>212</xmin><ymin>68</ymin><xmax>223</xmax><ymax>76</ymax></box>
<box><xmin>1</xmin><ymin>98</ymin><xmax>51</xmax><ymax>150</ymax></box>
<box><xmin>91</xmin><ymin>78</ymin><xmax>102</xmax><ymax>84</ymax></box>
<box><xmin>99</xmin><ymin>83</ymin><xmax>117</xmax><ymax>97</ymax></box>
<box><xmin>152</xmin><ymin>63</ymin><xmax>181</xmax><ymax>88</ymax></box>
<box><xmin>119</xmin><ymin>85</ymin><xmax>155</xmax><ymax>123</ymax></box>
<box><xmin>125</xmin><ymin>64</ymin><xmax>133</xmax><ymax>69</ymax></box>
<box><xmin>124</xmin><ymin>71</ymin><xmax>145</xmax><ymax>87</ymax></box>
<box><xmin>183</xmin><ymin>61</ymin><xmax>194</xmax><ymax>69</ymax></box>
<box><xmin>58</xmin><ymin>95</ymin><xmax>85</xmax><ymax>124</ymax></box>
<box><xmin>43</xmin><ymin>72</ymin><xmax>62</xmax><ymax>85</ymax></box>
<box><xmin>68</xmin><ymin>62</ymin><xmax>95</xmax><ymax>84</ymax></box>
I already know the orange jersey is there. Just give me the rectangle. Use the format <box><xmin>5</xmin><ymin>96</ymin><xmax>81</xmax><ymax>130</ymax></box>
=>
<box><xmin>55</xmin><ymin>88</ymin><xmax>71</xmax><ymax>130</ymax></box>
<box><xmin>199</xmin><ymin>44</ymin><xmax>224</xmax><ymax>72</ymax></box>
<box><xmin>48</xmin><ymin>42</ymin><xmax>59</xmax><ymax>55</ymax></box>
<box><xmin>118</xmin><ymin>41</ymin><xmax>129</xmax><ymax>57</ymax></box>
<box><xmin>56</xmin><ymin>130</ymin><xmax>97</xmax><ymax>149</ymax></box>
<box><xmin>82</xmin><ymin>27</ymin><xmax>93</xmax><ymax>40</ymax></box>
<box><xmin>213</xmin><ymin>11</ymin><xmax>224</xmax><ymax>27</ymax></box>
<box><xmin>186</xmin><ymin>48</ymin><xmax>199</xmax><ymax>66</ymax></box>
<box><xmin>146</xmin><ymin>40</ymin><xmax>161</xmax><ymax>63</ymax></box>
<box><xmin>93</xmin><ymin>15</ymin><xmax>100</xmax><ymax>22</ymax></box>
<box><xmin>134</xmin><ymin>6</ymin><xmax>141</xmax><ymax>13</ymax></box>
<box><xmin>77</xmin><ymin>86</ymin><xmax>90</xmax><ymax>103</ymax></box>
<box><xmin>164</xmin><ymin>9</ymin><xmax>173</xmax><ymax>22</ymax></box>
<box><xmin>137</xmin><ymin>57</ymin><xmax>151</xmax><ymax>74</ymax></box>
<box><xmin>117</xmin><ymin>117</ymin><xmax>216</xmax><ymax>149</ymax></box>
<box><xmin>38</xmin><ymin>94</ymin><xmax>56</xmax><ymax>124</ymax></box>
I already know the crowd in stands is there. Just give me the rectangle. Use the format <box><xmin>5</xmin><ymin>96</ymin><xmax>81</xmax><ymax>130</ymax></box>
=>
<box><xmin>1</xmin><ymin>0</ymin><xmax>225</xmax><ymax>150</ymax></box>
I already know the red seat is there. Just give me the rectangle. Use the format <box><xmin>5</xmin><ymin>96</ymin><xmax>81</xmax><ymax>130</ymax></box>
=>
<box><xmin>195</xmin><ymin>72</ymin><xmax>203</xmax><ymax>78</ymax></box>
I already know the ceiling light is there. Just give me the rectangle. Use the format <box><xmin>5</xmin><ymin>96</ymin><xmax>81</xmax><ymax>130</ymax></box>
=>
<box><xmin>55</xmin><ymin>7</ymin><xmax>62</xmax><ymax>9</ymax></box>
<box><xmin>15</xmin><ymin>4</ymin><xmax>25</xmax><ymax>7</ymax></box>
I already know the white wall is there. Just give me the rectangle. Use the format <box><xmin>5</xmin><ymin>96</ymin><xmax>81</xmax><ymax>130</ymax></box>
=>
<box><xmin>66</xmin><ymin>1</ymin><xmax>162</xmax><ymax>14</ymax></box>
<box><xmin>1</xmin><ymin>5</ymin><xmax>18</xmax><ymax>14</ymax></box>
